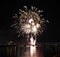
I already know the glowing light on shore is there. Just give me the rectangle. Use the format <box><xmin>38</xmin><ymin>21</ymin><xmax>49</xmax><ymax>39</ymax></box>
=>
<box><xmin>30</xmin><ymin>37</ymin><xmax>36</xmax><ymax>46</ymax></box>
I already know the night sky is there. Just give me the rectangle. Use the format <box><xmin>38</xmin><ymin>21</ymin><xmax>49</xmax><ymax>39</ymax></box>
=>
<box><xmin>0</xmin><ymin>0</ymin><xmax>59</xmax><ymax>43</ymax></box>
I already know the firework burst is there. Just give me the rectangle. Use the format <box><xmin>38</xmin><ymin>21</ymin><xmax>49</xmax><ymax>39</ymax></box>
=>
<box><xmin>11</xmin><ymin>6</ymin><xmax>49</xmax><ymax>45</ymax></box>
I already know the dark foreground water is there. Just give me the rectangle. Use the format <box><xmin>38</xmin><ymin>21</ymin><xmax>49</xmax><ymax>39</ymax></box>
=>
<box><xmin>0</xmin><ymin>43</ymin><xmax>60</xmax><ymax>57</ymax></box>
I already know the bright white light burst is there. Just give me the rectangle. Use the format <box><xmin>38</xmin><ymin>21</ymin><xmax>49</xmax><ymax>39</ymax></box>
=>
<box><xmin>11</xmin><ymin>6</ymin><xmax>49</xmax><ymax>45</ymax></box>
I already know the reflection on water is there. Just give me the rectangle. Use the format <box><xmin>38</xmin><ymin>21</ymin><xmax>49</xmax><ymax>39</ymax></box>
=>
<box><xmin>30</xmin><ymin>46</ymin><xmax>36</xmax><ymax>57</ymax></box>
<box><xmin>18</xmin><ymin>46</ymin><xmax>44</xmax><ymax>57</ymax></box>
<box><xmin>0</xmin><ymin>43</ymin><xmax>59</xmax><ymax>57</ymax></box>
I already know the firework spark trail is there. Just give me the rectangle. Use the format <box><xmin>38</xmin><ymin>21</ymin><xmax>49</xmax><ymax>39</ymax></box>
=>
<box><xmin>12</xmin><ymin>6</ymin><xmax>49</xmax><ymax>45</ymax></box>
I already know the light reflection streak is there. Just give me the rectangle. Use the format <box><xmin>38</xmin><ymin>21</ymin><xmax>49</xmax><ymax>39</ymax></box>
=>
<box><xmin>30</xmin><ymin>46</ymin><xmax>36</xmax><ymax>57</ymax></box>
